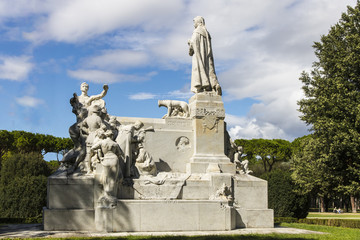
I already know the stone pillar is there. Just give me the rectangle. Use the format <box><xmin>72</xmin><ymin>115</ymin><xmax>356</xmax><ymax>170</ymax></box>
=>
<box><xmin>187</xmin><ymin>92</ymin><xmax>235</xmax><ymax>174</ymax></box>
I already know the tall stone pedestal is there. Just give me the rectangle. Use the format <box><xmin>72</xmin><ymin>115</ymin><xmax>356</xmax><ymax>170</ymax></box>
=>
<box><xmin>187</xmin><ymin>93</ymin><xmax>235</xmax><ymax>174</ymax></box>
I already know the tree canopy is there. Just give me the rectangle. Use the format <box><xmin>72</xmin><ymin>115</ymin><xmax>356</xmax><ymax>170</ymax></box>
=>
<box><xmin>297</xmin><ymin>2</ymin><xmax>360</xmax><ymax>212</ymax></box>
<box><xmin>0</xmin><ymin>152</ymin><xmax>53</xmax><ymax>218</ymax></box>
<box><xmin>235</xmin><ymin>138</ymin><xmax>292</xmax><ymax>174</ymax></box>
<box><xmin>0</xmin><ymin>130</ymin><xmax>73</xmax><ymax>159</ymax></box>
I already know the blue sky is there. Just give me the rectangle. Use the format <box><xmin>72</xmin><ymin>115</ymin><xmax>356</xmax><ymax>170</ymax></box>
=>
<box><xmin>0</xmin><ymin>0</ymin><xmax>357</xmax><ymax>143</ymax></box>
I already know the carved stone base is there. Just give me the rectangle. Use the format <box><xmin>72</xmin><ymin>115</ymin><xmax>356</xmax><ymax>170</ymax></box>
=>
<box><xmin>95</xmin><ymin>200</ymin><xmax>235</xmax><ymax>232</ymax></box>
<box><xmin>186</xmin><ymin>162</ymin><xmax>236</xmax><ymax>174</ymax></box>
<box><xmin>235</xmin><ymin>208</ymin><xmax>274</xmax><ymax>228</ymax></box>
<box><xmin>44</xmin><ymin>173</ymin><xmax>273</xmax><ymax>231</ymax></box>
<box><xmin>43</xmin><ymin>209</ymin><xmax>95</xmax><ymax>231</ymax></box>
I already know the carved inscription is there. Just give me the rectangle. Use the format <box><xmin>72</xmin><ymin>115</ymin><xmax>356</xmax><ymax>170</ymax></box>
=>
<box><xmin>166</xmin><ymin>119</ymin><xmax>192</xmax><ymax>127</ymax></box>
<box><xmin>192</xmin><ymin>107</ymin><xmax>225</xmax><ymax>118</ymax></box>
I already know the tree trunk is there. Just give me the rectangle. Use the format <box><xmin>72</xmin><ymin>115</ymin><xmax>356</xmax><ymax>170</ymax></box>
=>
<box><xmin>262</xmin><ymin>158</ymin><xmax>267</xmax><ymax>172</ymax></box>
<box><xmin>320</xmin><ymin>196</ymin><xmax>325</xmax><ymax>212</ymax></box>
<box><xmin>350</xmin><ymin>195</ymin><xmax>357</xmax><ymax>213</ymax></box>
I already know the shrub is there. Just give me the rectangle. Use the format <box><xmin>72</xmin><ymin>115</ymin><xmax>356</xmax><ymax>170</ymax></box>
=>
<box><xmin>0</xmin><ymin>152</ymin><xmax>50</xmax><ymax>218</ymax></box>
<box><xmin>261</xmin><ymin>169</ymin><xmax>310</xmax><ymax>218</ymax></box>
<box><xmin>299</xmin><ymin>218</ymin><xmax>360</xmax><ymax>228</ymax></box>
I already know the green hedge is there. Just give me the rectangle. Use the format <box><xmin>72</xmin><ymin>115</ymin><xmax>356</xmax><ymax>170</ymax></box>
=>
<box><xmin>261</xmin><ymin>170</ymin><xmax>310</xmax><ymax>218</ymax></box>
<box><xmin>275</xmin><ymin>217</ymin><xmax>360</xmax><ymax>229</ymax></box>
<box><xmin>0</xmin><ymin>215</ymin><xmax>42</xmax><ymax>224</ymax></box>
<box><xmin>299</xmin><ymin>218</ymin><xmax>360</xmax><ymax>228</ymax></box>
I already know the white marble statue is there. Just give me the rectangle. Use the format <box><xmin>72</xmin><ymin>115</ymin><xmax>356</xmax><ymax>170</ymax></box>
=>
<box><xmin>158</xmin><ymin>100</ymin><xmax>190</xmax><ymax>118</ymax></box>
<box><xmin>78</xmin><ymin>82</ymin><xmax>108</xmax><ymax>109</ymax></box>
<box><xmin>81</xmin><ymin>104</ymin><xmax>108</xmax><ymax>174</ymax></box>
<box><xmin>115</xmin><ymin>120</ymin><xmax>144</xmax><ymax>178</ymax></box>
<box><xmin>210</xmin><ymin>183</ymin><xmax>232</xmax><ymax>201</ymax></box>
<box><xmin>188</xmin><ymin>16</ymin><xmax>222</xmax><ymax>95</ymax></box>
<box><xmin>134</xmin><ymin>128</ymin><xmax>157</xmax><ymax>176</ymax></box>
<box><xmin>62</xmin><ymin>83</ymin><xmax>110</xmax><ymax>174</ymax></box>
<box><xmin>90</xmin><ymin>130</ymin><xmax>124</xmax><ymax>208</ymax></box>
<box><xmin>234</xmin><ymin>146</ymin><xmax>253</xmax><ymax>175</ymax></box>
<box><xmin>135</xmin><ymin>143</ymin><xmax>157</xmax><ymax>176</ymax></box>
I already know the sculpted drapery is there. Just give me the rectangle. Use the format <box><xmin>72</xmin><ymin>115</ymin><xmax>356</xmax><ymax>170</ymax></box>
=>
<box><xmin>188</xmin><ymin>16</ymin><xmax>220</xmax><ymax>95</ymax></box>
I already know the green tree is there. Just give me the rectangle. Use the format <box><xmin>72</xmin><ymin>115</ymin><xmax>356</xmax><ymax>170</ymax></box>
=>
<box><xmin>235</xmin><ymin>139</ymin><xmax>292</xmax><ymax>175</ymax></box>
<box><xmin>261</xmin><ymin>169</ymin><xmax>310</xmax><ymax>218</ymax></box>
<box><xmin>0</xmin><ymin>130</ymin><xmax>73</xmax><ymax>158</ymax></box>
<box><xmin>298</xmin><ymin>2</ymin><xmax>360</xmax><ymax>212</ymax></box>
<box><xmin>0</xmin><ymin>130</ymin><xmax>15</xmax><ymax>159</ymax></box>
<box><xmin>291</xmin><ymin>135</ymin><xmax>336</xmax><ymax>212</ymax></box>
<box><xmin>0</xmin><ymin>152</ymin><xmax>51</xmax><ymax>218</ymax></box>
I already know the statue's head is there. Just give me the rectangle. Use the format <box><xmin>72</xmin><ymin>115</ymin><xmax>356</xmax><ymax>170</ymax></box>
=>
<box><xmin>105</xmin><ymin>130</ymin><xmax>114</xmax><ymax>139</ymax></box>
<box><xmin>96</xmin><ymin>129</ymin><xmax>106</xmax><ymax>139</ymax></box>
<box><xmin>193</xmin><ymin>16</ymin><xmax>205</xmax><ymax>28</ymax></box>
<box><xmin>80</xmin><ymin>82</ymin><xmax>89</xmax><ymax>93</ymax></box>
<box><xmin>134</xmin><ymin>120</ymin><xmax>144</xmax><ymax>130</ymax></box>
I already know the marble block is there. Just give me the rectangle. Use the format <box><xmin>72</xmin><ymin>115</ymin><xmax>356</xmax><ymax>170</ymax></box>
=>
<box><xmin>95</xmin><ymin>200</ymin><xmax>235</xmax><ymax>232</ymax></box>
<box><xmin>43</xmin><ymin>208</ymin><xmax>95</xmax><ymax>231</ymax></box>
<box><xmin>233</xmin><ymin>174</ymin><xmax>268</xmax><ymax>209</ymax></box>
<box><xmin>47</xmin><ymin>175</ymin><xmax>94</xmax><ymax>209</ymax></box>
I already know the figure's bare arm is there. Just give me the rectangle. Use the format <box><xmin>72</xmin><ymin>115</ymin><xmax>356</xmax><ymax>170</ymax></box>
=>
<box><xmin>188</xmin><ymin>38</ymin><xmax>194</xmax><ymax>56</ymax></box>
<box><xmin>87</xmin><ymin>84</ymin><xmax>109</xmax><ymax>106</ymax></box>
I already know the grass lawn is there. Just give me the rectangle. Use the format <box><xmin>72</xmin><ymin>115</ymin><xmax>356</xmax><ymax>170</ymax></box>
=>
<box><xmin>308</xmin><ymin>212</ymin><xmax>360</xmax><ymax>219</ymax></box>
<box><xmin>6</xmin><ymin>223</ymin><xmax>360</xmax><ymax>240</ymax></box>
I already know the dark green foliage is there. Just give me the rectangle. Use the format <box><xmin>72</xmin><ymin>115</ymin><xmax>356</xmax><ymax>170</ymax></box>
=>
<box><xmin>0</xmin><ymin>152</ymin><xmax>51</xmax><ymax>218</ymax></box>
<box><xmin>46</xmin><ymin>160</ymin><xmax>61</xmax><ymax>174</ymax></box>
<box><xmin>0</xmin><ymin>152</ymin><xmax>51</xmax><ymax>185</ymax></box>
<box><xmin>298</xmin><ymin>218</ymin><xmax>360</xmax><ymax>228</ymax></box>
<box><xmin>261</xmin><ymin>169</ymin><xmax>310</xmax><ymax>218</ymax></box>
<box><xmin>234</xmin><ymin>138</ymin><xmax>292</xmax><ymax>175</ymax></box>
<box><xmin>0</xmin><ymin>215</ymin><xmax>42</xmax><ymax>224</ymax></box>
<box><xmin>0</xmin><ymin>130</ymin><xmax>73</xmax><ymax>157</ymax></box>
<box><xmin>0</xmin><ymin>175</ymin><xmax>47</xmax><ymax>218</ymax></box>
<box><xmin>297</xmin><ymin>2</ymin><xmax>360</xmax><ymax>209</ymax></box>
<box><xmin>276</xmin><ymin>217</ymin><xmax>360</xmax><ymax>229</ymax></box>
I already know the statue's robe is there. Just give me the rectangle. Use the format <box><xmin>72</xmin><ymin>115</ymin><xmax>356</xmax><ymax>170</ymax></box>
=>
<box><xmin>189</xmin><ymin>25</ymin><xmax>219</xmax><ymax>93</ymax></box>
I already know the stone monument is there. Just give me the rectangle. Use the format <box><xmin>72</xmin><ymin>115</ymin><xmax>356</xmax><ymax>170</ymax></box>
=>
<box><xmin>43</xmin><ymin>16</ymin><xmax>273</xmax><ymax>232</ymax></box>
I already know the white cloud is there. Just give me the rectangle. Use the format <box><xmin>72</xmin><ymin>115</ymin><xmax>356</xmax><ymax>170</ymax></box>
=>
<box><xmin>166</xmin><ymin>89</ymin><xmax>193</xmax><ymax>100</ymax></box>
<box><xmin>68</xmin><ymin>69</ymin><xmax>150</xmax><ymax>84</ymax></box>
<box><xmin>2</xmin><ymin>0</ymin><xmax>356</xmax><ymax>140</ymax></box>
<box><xmin>0</xmin><ymin>0</ymin><xmax>56</xmax><ymax>20</ymax></box>
<box><xmin>16</xmin><ymin>96</ymin><xmax>44</xmax><ymax>108</ymax></box>
<box><xmin>85</xmin><ymin>50</ymin><xmax>149</xmax><ymax>70</ymax></box>
<box><xmin>0</xmin><ymin>56</ymin><xmax>34</xmax><ymax>81</ymax></box>
<box><xmin>129</xmin><ymin>92</ymin><xmax>157</xmax><ymax>100</ymax></box>
<box><xmin>225</xmin><ymin>114</ymin><xmax>288</xmax><ymax>140</ymax></box>
<box><xmin>23</xmin><ymin>0</ymin><xmax>185</xmax><ymax>43</ymax></box>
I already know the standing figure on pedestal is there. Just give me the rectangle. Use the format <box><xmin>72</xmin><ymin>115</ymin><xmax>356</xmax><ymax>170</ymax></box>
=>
<box><xmin>64</xmin><ymin>82</ymin><xmax>110</xmax><ymax>175</ymax></box>
<box><xmin>81</xmin><ymin>104</ymin><xmax>108</xmax><ymax>174</ymax></box>
<box><xmin>116</xmin><ymin>120</ymin><xmax>144</xmax><ymax>178</ymax></box>
<box><xmin>78</xmin><ymin>82</ymin><xmax>108</xmax><ymax>110</ymax></box>
<box><xmin>90</xmin><ymin>130</ymin><xmax>124</xmax><ymax>208</ymax></box>
<box><xmin>188</xmin><ymin>16</ymin><xmax>222</xmax><ymax>95</ymax></box>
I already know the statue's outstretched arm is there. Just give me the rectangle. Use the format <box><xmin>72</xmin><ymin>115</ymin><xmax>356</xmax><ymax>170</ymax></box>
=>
<box><xmin>87</xmin><ymin>84</ymin><xmax>109</xmax><ymax>106</ymax></box>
